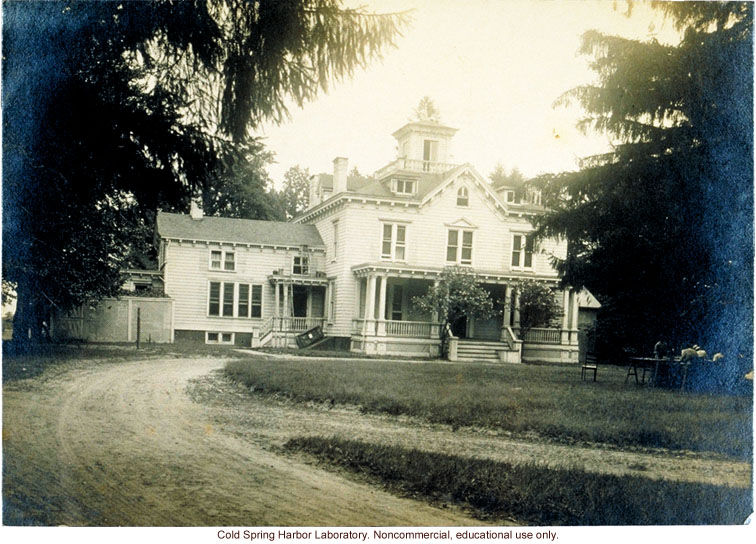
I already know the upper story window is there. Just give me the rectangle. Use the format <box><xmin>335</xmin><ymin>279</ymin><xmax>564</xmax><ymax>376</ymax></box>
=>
<box><xmin>391</xmin><ymin>178</ymin><xmax>416</xmax><ymax>195</ymax></box>
<box><xmin>511</xmin><ymin>234</ymin><xmax>535</xmax><ymax>269</ymax></box>
<box><xmin>293</xmin><ymin>255</ymin><xmax>310</xmax><ymax>275</ymax></box>
<box><xmin>446</xmin><ymin>229</ymin><xmax>473</xmax><ymax>265</ymax></box>
<box><xmin>456</xmin><ymin>187</ymin><xmax>469</xmax><ymax>207</ymax></box>
<box><xmin>332</xmin><ymin>220</ymin><xmax>339</xmax><ymax>261</ymax></box>
<box><xmin>210</xmin><ymin>249</ymin><xmax>235</xmax><ymax>271</ymax></box>
<box><xmin>381</xmin><ymin>223</ymin><xmax>407</xmax><ymax>261</ymax></box>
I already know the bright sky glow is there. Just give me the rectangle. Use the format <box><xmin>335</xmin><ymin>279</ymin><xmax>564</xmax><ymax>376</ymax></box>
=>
<box><xmin>258</xmin><ymin>0</ymin><xmax>681</xmax><ymax>186</ymax></box>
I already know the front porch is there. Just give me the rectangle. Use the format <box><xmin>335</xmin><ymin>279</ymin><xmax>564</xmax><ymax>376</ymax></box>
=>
<box><xmin>349</xmin><ymin>265</ymin><xmax>581</xmax><ymax>362</ymax></box>
<box><xmin>259</xmin><ymin>273</ymin><xmax>330</xmax><ymax>348</ymax></box>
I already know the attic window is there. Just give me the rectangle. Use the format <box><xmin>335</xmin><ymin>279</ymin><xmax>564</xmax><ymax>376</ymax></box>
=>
<box><xmin>457</xmin><ymin>187</ymin><xmax>469</xmax><ymax>207</ymax></box>
<box><xmin>392</xmin><ymin>178</ymin><xmax>416</xmax><ymax>195</ymax></box>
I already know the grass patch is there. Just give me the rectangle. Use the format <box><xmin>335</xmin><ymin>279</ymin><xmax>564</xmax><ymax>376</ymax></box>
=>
<box><xmin>286</xmin><ymin>436</ymin><xmax>752</xmax><ymax>525</ymax></box>
<box><xmin>225</xmin><ymin>358</ymin><xmax>752</xmax><ymax>458</ymax></box>
<box><xmin>2</xmin><ymin>341</ymin><xmax>248</xmax><ymax>382</ymax></box>
<box><xmin>255</xmin><ymin>347</ymin><xmax>432</xmax><ymax>360</ymax></box>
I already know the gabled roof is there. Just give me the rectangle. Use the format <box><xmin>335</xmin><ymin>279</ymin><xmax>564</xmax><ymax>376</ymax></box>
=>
<box><xmin>156</xmin><ymin>212</ymin><xmax>324</xmax><ymax>247</ymax></box>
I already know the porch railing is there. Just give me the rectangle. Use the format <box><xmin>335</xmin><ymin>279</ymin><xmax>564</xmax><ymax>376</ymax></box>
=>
<box><xmin>522</xmin><ymin>327</ymin><xmax>561</xmax><ymax>344</ymax></box>
<box><xmin>274</xmin><ymin>317</ymin><xmax>326</xmax><ymax>332</ymax></box>
<box><xmin>375</xmin><ymin>158</ymin><xmax>459</xmax><ymax>179</ymax></box>
<box><xmin>351</xmin><ymin>319</ymin><xmax>435</xmax><ymax>338</ymax></box>
<box><xmin>385</xmin><ymin>320</ymin><xmax>433</xmax><ymax>337</ymax></box>
<box><xmin>260</xmin><ymin>316</ymin><xmax>275</xmax><ymax>338</ymax></box>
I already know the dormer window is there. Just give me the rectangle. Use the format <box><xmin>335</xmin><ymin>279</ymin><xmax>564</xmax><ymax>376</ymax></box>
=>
<box><xmin>457</xmin><ymin>187</ymin><xmax>469</xmax><ymax>207</ymax></box>
<box><xmin>392</xmin><ymin>178</ymin><xmax>416</xmax><ymax>195</ymax></box>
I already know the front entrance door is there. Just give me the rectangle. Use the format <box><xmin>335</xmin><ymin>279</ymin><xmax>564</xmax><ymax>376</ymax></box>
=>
<box><xmin>292</xmin><ymin>286</ymin><xmax>308</xmax><ymax>317</ymax></box>
<box><xmin>450</xmin><ymin>315</ymin><xmax>467</xmax><ymax>339</ymax></box>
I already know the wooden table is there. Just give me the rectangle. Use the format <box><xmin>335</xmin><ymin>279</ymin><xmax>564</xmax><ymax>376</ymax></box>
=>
<box><xmin>626</xmin><ymin>357</ymin><xmax>689</xmax><ymax>389</ymax></box>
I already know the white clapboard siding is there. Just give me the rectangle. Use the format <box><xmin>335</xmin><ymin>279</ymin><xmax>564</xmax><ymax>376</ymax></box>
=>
<box><xmin>164</xmin><ymin>241</ymin><xmax>325</xmax><ymax>333</ymax></box>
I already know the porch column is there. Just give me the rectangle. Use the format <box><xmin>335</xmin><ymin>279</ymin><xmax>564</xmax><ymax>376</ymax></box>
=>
<box><xmin>430</xmin><ymin>279</ymin><xmax>440</xmax><ymax>339</ymax></box>
<box><xmin>377</xmin><ymin>275</ymin><xmax>388</xmax><ymax>336</ymax></box>
<box><xmin>561</xmin><ymin>287</ymin><xmax>571</xmax><ymax>344</ymax></box>
<box><xmin>274</xmin><ymin>283</ymin><xmax>280</xmax><ymax>318</ymax></box>
<box><xmin>363</xmin><ymin>274</ymin><xmax>376</xmax><ymax>335</ymax></box>
<box><xmin>283</xmin><ymin>282</ymin><xmax>289</xmax><ymax>323</ymax></box>
<box><xmin>500</xmin><ymin>284</ymin><xmax>512</xmax><ymax>342</ymax></box>
<box><xmin>570</xmin><ymin>289</ymin><xmax>579</xmax><ymax>345</ymax></box>
<box><xmin>512</xmin><ymin>289</ymin><xmax>521</xmax><ymax>332</ymax></box>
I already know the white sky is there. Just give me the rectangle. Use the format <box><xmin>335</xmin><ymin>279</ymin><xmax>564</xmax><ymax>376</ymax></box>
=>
<box><xmin>258</xmin><ymin>0</ymin><xmax>682</xmax><ymax>186</ymax></box>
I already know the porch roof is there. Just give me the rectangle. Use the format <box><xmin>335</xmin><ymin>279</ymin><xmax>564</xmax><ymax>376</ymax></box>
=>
<box><xmin>350</xmin><ymin>262</ymin><xmax>560</xmax><ymax>285</ymax></box>
<box><xmin>267</xmin><ymin>273</ymin><xmax>329</xmax><ymax>286</ymax></box>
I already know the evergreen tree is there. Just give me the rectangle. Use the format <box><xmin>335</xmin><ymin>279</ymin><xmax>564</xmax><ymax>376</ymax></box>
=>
<box><xmin>280</xmin><ymin>165</ymin><xmax>312</xmax><ymax>219</ymax></box>
<box><xmin>2</xmin><ymin>0</ymin><xmax>408</xmax><ymax>349</ymax></box>
<box><xmin>533</xmin><ymin>3</ymin><xmax>753</xmax><ymax>382</ymax></box>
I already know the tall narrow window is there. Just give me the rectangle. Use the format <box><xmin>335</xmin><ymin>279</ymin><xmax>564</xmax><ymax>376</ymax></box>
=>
<box><xmin>332</xmin><ymin>220</ymin><xmax>339</xmax><ymax>260</ymax></box>
<box><xmin>238</xmin><ymin>284</ymin><xmax>249</xmax><ymax>317</ymax></box>
<box><xmin>223</xmin><ymin>251</ymin><xmax>235</xmax><ymax>271</ymax></box>
<box><xmin>461</xmin><ymin>231</ymin><xmax>473</xmax><ymax>264</ymax></box>
<box><xmin>250</xmin><ymin>285</ymin><xmax>263</xmax><ymax>318</ymax></box>
<box><xmin>223</xmin><ymin>283</ymin><xmax>235</xmax><ymax>316</ymax></box>
<box><xmin>391</xmin><ymin>285</ymin><xmax>403</xmax><ymax>321</ymax></box>
<box><xmin>209</xmin><ymin>282</ymin><xmax>221</xmax><ymax>316</ymax></box>
<box><xmin>447</xmin><ymin>229</ymin><xmax>473</xmax><ymax>265</ymax></box>
<box><xmin>457</xmin><ymin>187</ymin><xmax>469</xmax><ymax>207</ymax></box>
<box><xmin>446</xmin><ymin>230</ymin><xmax>458</xmax><ymax>262</ymax></box>
<box><xmin>210</xmin><ymin>250</ymin><xmax>222</xmax><ymax>270</ymax></box>
<box><xmin>381</xmin><ymin>223</ymin><xmax>408</xmax><ymax>261</ymax></box>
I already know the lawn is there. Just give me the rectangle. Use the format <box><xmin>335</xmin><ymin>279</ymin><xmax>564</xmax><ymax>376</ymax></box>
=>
<box><xmin>2</xmin><ymin>341</ymin><xmax>248</xmax><ymax>381</ymax></box>
<box><xmin>225</xmin><ymin>357</ymin><xmax>753</xmax><ymax>458</ymax></box>
<box><xmin>285</xmin><ymin>436</ymin><xmax>752</xmax><ymax>525</ymax></box>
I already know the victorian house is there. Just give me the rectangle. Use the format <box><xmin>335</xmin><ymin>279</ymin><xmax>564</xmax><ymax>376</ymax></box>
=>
<box><xmin>156</xmin><ymin>120</ymin><xmax>594</xmax><ymax>363</ymax></box>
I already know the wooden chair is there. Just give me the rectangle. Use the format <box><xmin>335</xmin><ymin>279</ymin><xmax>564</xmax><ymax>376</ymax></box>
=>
<box><xmin>581</xmin><ymin>352</ymin><xmax>598</xmax><ymax>381</ymax></box>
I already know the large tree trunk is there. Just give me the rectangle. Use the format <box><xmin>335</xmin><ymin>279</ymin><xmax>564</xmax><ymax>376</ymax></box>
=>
<box><xmin>10</xmin><ymin>278</ymin><xmax>50</xmax><ymax>354</ymax></box>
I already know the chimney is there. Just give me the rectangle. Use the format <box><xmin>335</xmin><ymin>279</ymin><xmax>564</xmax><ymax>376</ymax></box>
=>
<box><xmin>309</xmin><ymin>174</ymin><xmax>321</xmax><ymax>208</ymax></box>
<box><xmin>333</xmin><ymin>157</ymin><xmax>348</xmax><ymax>195</ymax></box>
<box><xmin>190</xmin><ymin>195</ymin><xmax>203</xmax><ymax>220</ymax></box>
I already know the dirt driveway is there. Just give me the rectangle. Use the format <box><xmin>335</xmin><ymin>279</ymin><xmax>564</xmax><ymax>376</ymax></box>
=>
<box><xmin>3</xmin><ymin>357</ymin><xmax>751</xmax><ymax>526</ymax></box>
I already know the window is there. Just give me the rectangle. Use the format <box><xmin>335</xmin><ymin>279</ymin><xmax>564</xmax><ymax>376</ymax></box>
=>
<box><xmin>223</xmin><ymin>283</ymin><xmax>235</xmax><ymax>316</ymax></box>
<box><xmin>390</xmin><ymin>285</ymin><xmax>403</xmax><ymax>321</ymax></box>
<box><xmin>391</xmin><ymin>178</ymin><xmax>416</xmax><ymax>195</ymax></box>
<box><xmin>206</xmin><ymin>332</ymin><xmax>234</xmax><ymax>344</ymax></box>
<box><xmin>457</xmin><ymin>187</ymin><xmax>469</xmax><ymax>207</ymax></box>
<box><xmin>446</xmin><ymin>229</ymin><xmax>473</xmax><ymax>265</ymax></box>
<box><xmin>209</xmin><ymin>282</ymin><xmax>262</xmax><ymax>318</ymax></box>
<box><xmin>506</xmin><ymin>191</ymin><xmax>522</xmax><ymax>204</ymax></box>
<box><xmin>250</xmin><ymin>285</ymin><xmax>262</xmax><ymax>318</ymax></box>
<box><xmin>381</xmin><ymin>223</ymin><xmax>407</xmax><ymax>261</ymax></box>
<box><xmin>293</xmin><ymin>255</ymin><xmax>309</xmax><ymax>275</ymax></box>
<box><xmin>210</xmin><ymin>249</ymin><xmax>235</xmax><ymax>271</ymax></box>
<box><xmin>511</xmin><ymin>234</ymin><xmax>535</xmax><ymax>269</ymax></box>
<box><xmin>422</xmin><ymin>140</ymin><xmax>438</xmax><ymax>171</ymax></box>
<box><xmin>238</xmin><ymin>284</ymin><xmax>249</xmax><ymax>317</ymax></box>
<box><xmin>209</xmin><ymin>282</ymin><xmax>221</xmax><ymax>316</ymax></box>
<box><xmin>332</xmin><ymin>220</ymin><xmax>339</xmax><ymax>260</ymax></box>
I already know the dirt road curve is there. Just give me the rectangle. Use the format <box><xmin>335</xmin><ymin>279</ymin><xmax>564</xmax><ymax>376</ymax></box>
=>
<box><xmin>3</xmin><ymin>358</ymin><xmax>479</xmax><ymax>526</ymax></box>
<box><xmin>3</xmin><ymin>357</ymin><xmax>751</xmax><ymax>526</ymax></box>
